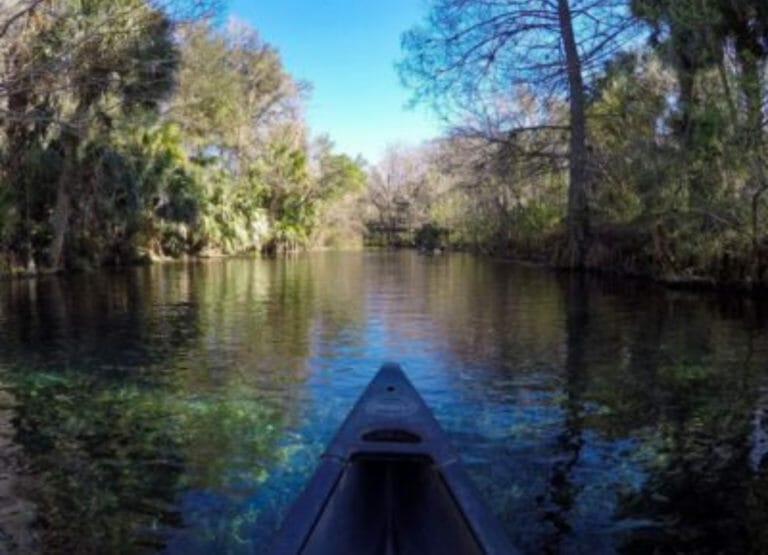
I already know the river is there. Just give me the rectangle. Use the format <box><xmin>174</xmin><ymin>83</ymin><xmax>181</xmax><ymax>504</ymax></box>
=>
<box><xmin>0</xmin><ymin>251</ymin><xmax>766</xmax><ymax>553</ymax></box>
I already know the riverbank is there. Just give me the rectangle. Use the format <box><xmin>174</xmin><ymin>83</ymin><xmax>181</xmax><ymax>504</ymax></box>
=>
<box><xmin>0</xmin><ymin>242</ymin><xmax>366</xmax><ymax>281</ymax></box>
<box><xmin>2</xmin><ymin>228</ymin><xmax>765</xmax><ymax>296</ymax></box>
<box><xmin>408</xmin><ymin>223</ymin><xmax>768</xmax><ymax>294</ymax></box>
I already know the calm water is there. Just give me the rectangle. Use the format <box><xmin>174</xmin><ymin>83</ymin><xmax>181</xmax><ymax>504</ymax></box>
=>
<box><xmin>1</xmin><ymin>251</ymin><xmax>767</xmax><ymax>553</ymax></box>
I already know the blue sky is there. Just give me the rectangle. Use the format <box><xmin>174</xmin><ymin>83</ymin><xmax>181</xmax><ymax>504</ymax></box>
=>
<box><xmin>227</xmin><ymin>0</ymin><xmax>442</xmax><ymax>163</ymax></box>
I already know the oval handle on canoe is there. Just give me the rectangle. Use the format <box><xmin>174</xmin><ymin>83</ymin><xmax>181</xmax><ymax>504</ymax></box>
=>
<box><xmin>361</xmin><ymin>428</ymin><xmax>422</xmax><ymax>443</ymax></box>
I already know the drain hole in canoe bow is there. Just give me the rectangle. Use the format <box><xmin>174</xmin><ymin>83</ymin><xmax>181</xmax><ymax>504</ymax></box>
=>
<box><xmin>362</xmin><ymin>429</ymin><xmax>422</xmax><ymax>443</ymax></box>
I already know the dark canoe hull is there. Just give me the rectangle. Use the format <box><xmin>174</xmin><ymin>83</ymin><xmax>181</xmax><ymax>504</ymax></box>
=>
<box><xmin>269</xmin><ymin>363</ymin><xmax>515</xmax><ymax>555</ymax></box>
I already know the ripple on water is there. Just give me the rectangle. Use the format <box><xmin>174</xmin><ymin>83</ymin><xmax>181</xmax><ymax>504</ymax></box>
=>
<box><xmin>0</xmin><ymin>252</ymin><xmax>766</xmax><ymax>553</ymax></box>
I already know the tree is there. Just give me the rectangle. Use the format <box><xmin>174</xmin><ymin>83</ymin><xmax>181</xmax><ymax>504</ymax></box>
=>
<box><xmin>632</xmin><ymin>0</ymin><xmax>768</xmax><ymax>268</ymax></box>
<box><xmin>0</xmin><ymin>0</ymin><xmax>224</xmax><ymax>270</ymax></box>
<box><xmin>306</xmin><ymin>136</ymin><xmax>367</xmax><ymax>248</ymax></box>
<box><xmin>167</xmin><ymin>20</ymin><xmax>314</xmax><ymax>255</ymax></box>
<box><xmin>0</xmin><ymin>1</ymin><xmax>369</xmax><ymax>271</ymax></box>
<box><xmin>366</xmin><ymin>144</ymin><xmax>438</xmax><ymax>240</ymax></box>
<box><xmin>48</xmin><ymin>2</ymin><xmax>179</xmax><ymax>269</ymax></box>
<box><xmin>169</xmin><ymin>20</ymin><xmax>300</xmax><ymax>157</ymax></box>
<box><xmin>400</xmin><ymin>0</ymin><xmax>639</xmax><ymax>266</ymax></box>
<box><xmin>632</xmin><ymin>0</ymin><xmax>767</xmax><ymax>140</ymax></box>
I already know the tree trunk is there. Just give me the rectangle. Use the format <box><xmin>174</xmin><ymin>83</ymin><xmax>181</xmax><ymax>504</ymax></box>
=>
<box><xmin>557</xmin><ymin>0</ymin><xmax>589</xmax><ymax>269</ymax></box>
<box><xmin>47</xmin><ymin>116</ymin><xmax>85</xmax><ymax>270</ymax></box>
<box><xmin>5</xmin><ymin>43</ymin><xmax>33</xmax><ymax>269</ymax></box>
<box><xmin>736</xmin><ymin>44</ymin><xmax>763</xmax><ymax>144</ymax></box>
<box><xmin>750</xmin><ymin>158</ymin><xmax>766</xmax><ymax>281</ymax></box>
<box><xmin>716</xmin><ymin>56</ymin><xmax>737</xmax><ymax>127</ymax></box>
<box><xmin>47</xmin><ymin>93</ymin><xmax>97</xmax><ymax>270</ymax></box>
<box><xmin>736</xmin><ymin>45</ymin><xmax>765</xmax><ymax>279</ymax></box>
<box><xmin>47</xmin><ymin>155</ymin><xmax>73</xmax><ymax>271</ymax></box>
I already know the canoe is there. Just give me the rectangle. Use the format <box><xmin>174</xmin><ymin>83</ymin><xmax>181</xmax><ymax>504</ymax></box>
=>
<box><xmin>268</xmin><ymin>363</ymin><xmax>515</xmax><ymax>554</ymax></box>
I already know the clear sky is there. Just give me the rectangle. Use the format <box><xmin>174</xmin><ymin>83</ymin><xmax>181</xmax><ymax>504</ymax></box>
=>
<box><xmin>227</xmin><ymin>0</ymin><xmax>442</xmax><ymax>164</ymax></box>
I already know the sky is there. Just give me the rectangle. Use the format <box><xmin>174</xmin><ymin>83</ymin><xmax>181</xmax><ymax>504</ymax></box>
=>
<box><xmin>227</xmin><ymin>0</ymin><xmax>443</xmax><ymax>164</ymax></box>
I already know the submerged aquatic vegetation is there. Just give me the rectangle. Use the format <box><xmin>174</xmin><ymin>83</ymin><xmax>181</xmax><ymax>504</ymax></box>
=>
<box><xmin>7</xmin><ymin>369</ymin><xmax>292</xmax><ymax>552</ymax></box>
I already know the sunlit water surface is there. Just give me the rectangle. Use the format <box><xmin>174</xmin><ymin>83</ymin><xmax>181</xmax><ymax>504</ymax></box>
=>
<box><xmin>1</xmin><ymin>252</ymin><xmax>767</xmax><ymax>553</ymax></box>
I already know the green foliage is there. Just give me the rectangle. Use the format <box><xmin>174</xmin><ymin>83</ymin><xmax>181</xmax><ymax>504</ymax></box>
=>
<box><xmin>380</xmin><ymin>0</ymin><xmax>768</xmax><ymax>285</ymax></box>
<box><xmin>414</xmin><ymin>223</ymin><xmax>448</xmax><ymax>250</ymax></box>
<box><xmin>0</xmin><ymin>3</ymin><xmax>366</xmax><ymax>271</ymax></box>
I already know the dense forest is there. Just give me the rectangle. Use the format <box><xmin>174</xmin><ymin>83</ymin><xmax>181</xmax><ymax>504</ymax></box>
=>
<box><xmin>2</xmin><ymin>1</ymin><xmax>768</xmax><ymax>288</ymax></box>
<box><xmin>369</xmin><ymin>0</ymin><xmax>768</xmax><ymax>288</ymax></box>
<box><xmin>0</xmin><ymin>0</ymin><xmax>366</xmax><ymax>274</ymax></box>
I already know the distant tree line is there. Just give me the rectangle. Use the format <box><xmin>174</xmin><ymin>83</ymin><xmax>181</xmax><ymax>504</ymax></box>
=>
<box><xmin>0</xmin><ymin>0</ymin><xmax>366</xmax><ymax>274</ymax></box>
<box><xmin>378</xmin><ymin>0</ymin><xmax>768</xmax><ymax>287</ymax></box>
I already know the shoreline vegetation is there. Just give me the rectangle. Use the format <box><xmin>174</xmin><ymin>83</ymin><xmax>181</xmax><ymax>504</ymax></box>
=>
<box><xmin>3</xmin><ymin>241</ymin><xmax>764</xmax><ymax>298</ymax></box>
<box><xmin>2</xmin><ymin>1</ymin><xmax>767</xmax><ymax>293</ymax></box>
<box><xmin>369</xmin><ymin>0</ymin><xmax>768</xmax><ymax>293</ymax></box>
<box><xmin>0</xmin><ymin>1</ymin><xmax>368</xmax><ymax>277</ymax></box>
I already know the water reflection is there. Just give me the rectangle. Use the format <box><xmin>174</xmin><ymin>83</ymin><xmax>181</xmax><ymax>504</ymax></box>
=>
<box><xmin>0</xmin><ymin>252</ymin><xmax>766</xmax><ymax>553</ymax></box>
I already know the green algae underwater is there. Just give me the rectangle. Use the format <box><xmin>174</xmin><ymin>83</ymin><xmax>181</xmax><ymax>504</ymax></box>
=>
<box><xmin>0</xmin><ymin>252</ymin><xmax>767</xmax><ymax>553</ymax></box>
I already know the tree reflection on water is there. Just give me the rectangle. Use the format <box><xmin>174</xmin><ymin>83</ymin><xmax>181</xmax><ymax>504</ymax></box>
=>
<box><xmin>0</xmin><ymin>253</ymin><xmax>766</xmax><ymax>553</ymax></box>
